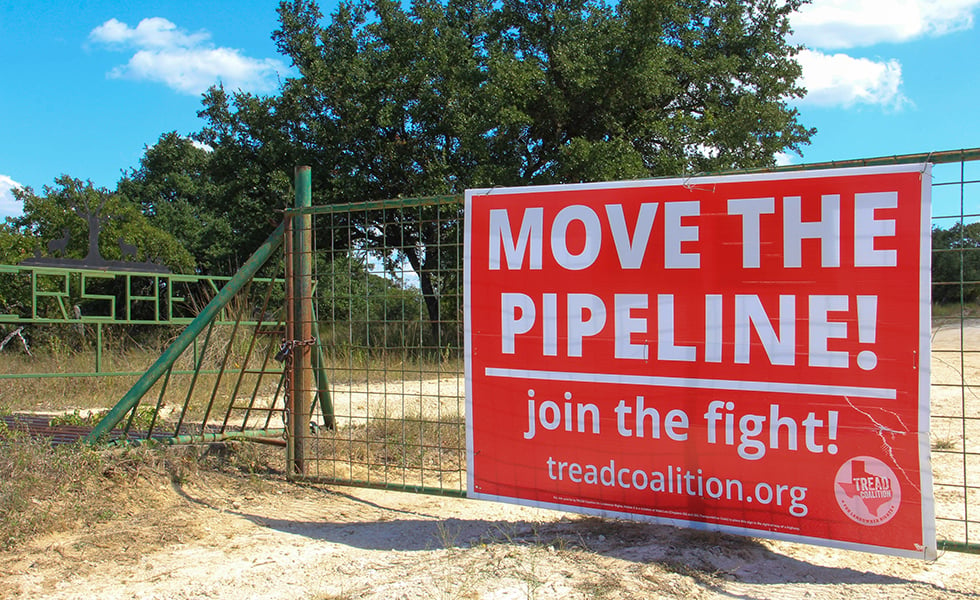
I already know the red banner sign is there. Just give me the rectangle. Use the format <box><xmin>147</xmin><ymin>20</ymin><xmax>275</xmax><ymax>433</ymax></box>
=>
<box><xmin>465</xmin><ymin>165</ymin><xmax>935</xmax><ymax>558</ymax></box>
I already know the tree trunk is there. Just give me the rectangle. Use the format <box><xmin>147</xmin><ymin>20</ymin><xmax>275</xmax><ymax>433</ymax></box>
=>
<box><xmin>404</xmin><ymin>247</ymin><xmax>441</xmax><ymax>352</ymax></box>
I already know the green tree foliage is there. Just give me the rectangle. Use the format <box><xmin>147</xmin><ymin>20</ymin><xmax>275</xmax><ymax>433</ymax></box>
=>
<box><xmin>194</xmin><ymin>90</ymin><xmax>298</xmax><ymax>262</ymax></box>
<box><xmin>117</xmin><ymin>132</ymin><xmax>238</xmax><ymax>274</ymax></box>
<box><xmin>1</xmin><ymin>0</ymin><xmax>818</xmax><ymax>351</ymax></box>
<box><xmin>0</xmin><ymin>222</ymin><xmax>36</xmax><ymax>314</ymax></box>
<box><xmin>9</xmin><ymin>177</ymin><xmax>194</xmax><ymax>272</ymax></box>
<box><xmin>932</xmin><ymin>222</ymin><xmax>980</xmax><ymax>304</ymax></box>
<box><xmin>226</xmin><ymin>0</ymin><xmax>814</xmax><ymax>199</ymax></box>
<box><xmin>487</xmin><ymin>0</ymin><xmax>814</xmax><ymax>181</ymax></box>
<box><xmin>0</xmin><ymin>221</ymin><xmax>34</xmax><ymax>265</ymax></box>
<box><xmin>193</xmin><ymin>0</ymin><xmax>814</xmax><ymax>346</ymax></box>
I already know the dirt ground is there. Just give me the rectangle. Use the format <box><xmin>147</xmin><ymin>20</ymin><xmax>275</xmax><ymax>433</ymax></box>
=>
<box><xmin>1</xmin><ymin>466</ymin><xmax>980</xmax><ymax>600</ymax></box>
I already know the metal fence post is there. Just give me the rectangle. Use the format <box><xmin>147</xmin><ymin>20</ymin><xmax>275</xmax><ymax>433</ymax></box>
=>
<box><xmin>290</xmin><ymin>166</ymin><xmax>314</xmax><ymax>476</ymax></box>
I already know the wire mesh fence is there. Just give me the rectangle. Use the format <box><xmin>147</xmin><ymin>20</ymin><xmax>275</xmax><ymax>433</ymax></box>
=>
<box><xmin>4</xmin><ymin>150</ymin><xmax>979</xmax><ymax>551</ymax></box>
<box><xmin>298</xmin><ymin>199</ymin><xmax>466</xmax><ymax>494</ymax></box>
<box><xmin>926</xmin><ymin>155</ymin><xmax>980</xmax><ymax>552</ymax></box>
<box><xmin>293</xmin><ymin>150</ymin><xmax>980</xmax><ymax>552</ymax></box>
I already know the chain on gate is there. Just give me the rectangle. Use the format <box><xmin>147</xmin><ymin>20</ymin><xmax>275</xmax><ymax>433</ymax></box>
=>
<box><xmin>274</xmin><ymin>336</ymin><xmax>316</xmax><ymax>436</ymax></box>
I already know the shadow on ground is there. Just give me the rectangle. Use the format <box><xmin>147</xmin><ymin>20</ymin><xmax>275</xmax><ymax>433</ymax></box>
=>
<box><xmin>167</xmin><ymin>478</ymin><xmax>938</xmax><ymax>592</ymax></box>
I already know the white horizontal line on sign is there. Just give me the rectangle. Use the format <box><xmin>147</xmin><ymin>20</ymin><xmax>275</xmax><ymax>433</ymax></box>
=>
<box><xmin>484</xmin><ymin>367</ymin><xmax>897</xmax><ymax>400</ymax></box>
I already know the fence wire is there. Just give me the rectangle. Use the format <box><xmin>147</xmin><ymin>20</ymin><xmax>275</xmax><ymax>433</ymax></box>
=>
<box><xmin>927</xmin><ymin>156</ymin><xmax>980</xmax><ymax>552</ymax></box>
<box><xmin>293</xmin><ymin>150</ymin><xmax>980</xmax><ymax>553</ymax></box>
<box><xmin>298</xmin><ymin>199</ymin><xmax>466</xmax><ymax>494</ymax></box>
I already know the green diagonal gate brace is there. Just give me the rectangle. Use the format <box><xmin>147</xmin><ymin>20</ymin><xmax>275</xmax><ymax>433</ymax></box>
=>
<box><xmin>84</xmin><ymin>221</ymin><xmax>287</xmax><ymax>443</ymax></box>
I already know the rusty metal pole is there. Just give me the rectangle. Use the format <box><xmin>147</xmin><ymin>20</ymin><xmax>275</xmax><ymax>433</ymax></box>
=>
<box><xmin>291</xmin><ymin>166</ymin><xmax>313</xmax><ymax>476</ymax></box>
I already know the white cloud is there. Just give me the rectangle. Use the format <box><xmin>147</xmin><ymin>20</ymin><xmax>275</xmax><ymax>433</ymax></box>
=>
<box><xmin>90</xmin><ymin>17</ymin><xmax>209</xmax><ymax>49</ymax></box>
<box><xmin>795</xmin><ymin>49</ymin><xmax>907</xmax><ymax>108</ymax></box>
<box><xmin>792</xmin><ymin>0</ymin><xmax>980</xmax><ymax>50</ymax></box>
<box><xmin>0</xmin><ymin>175</ymin><xmax>23</xmax><ymax>220</ymax></box>
<box><xmin>774</xmin><ymin>152</ymin><xmax>799</xmax><ymax>167</ymax></box>
<box><xmin>788</xmin><ymin>0</ymin><xmax>980</xmax><ymax>108</ymax></box>
<box><xmin>90</xmin><ymin>17</ymin><xmax>287</xmax><ymax>95</ymax></box>
<box><xmin>109</xmin><ymin>47</ymin><xmax>285</xmax><ymax>95</ymax></box>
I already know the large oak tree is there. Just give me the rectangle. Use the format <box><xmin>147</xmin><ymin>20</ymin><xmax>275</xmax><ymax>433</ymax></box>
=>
<box><xmin>194</xmin><ymin>0</ymin><xmax>814</xmax><ymax>345</ymax></box>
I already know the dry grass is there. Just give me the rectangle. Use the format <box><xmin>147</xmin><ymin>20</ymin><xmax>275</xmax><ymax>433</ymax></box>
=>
<box><xmin>0</xmin><ymin>428</ymin><xmax>282</xmax><ymax>551</ymax></box>
<box><xmin>0</xmin><ymin>318</ymin><xmax>284</xmax><ymax>412</ymax></box>
<box><xmin>309</xmin><ymin>412</ymin><xmax>465</xmax><ymax>486</ymax></box>
<box><xmin>0</xmin><ymin>428</ymin><xmax>109</xmax><ymax>550</ymax></box>
<box><xmin>1</xmin><ymin>352</ymin><xmax>142</xmax><ymax>412</ymax></box>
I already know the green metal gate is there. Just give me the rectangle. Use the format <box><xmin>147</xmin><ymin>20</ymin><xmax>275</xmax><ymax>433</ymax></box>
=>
<box><xmin>288</xmin><ymin>149</ymin><xmax>980</xmax><ymax>553</ymax></box>
<box><xmin>288</xmin><ymin>193</ymin><xmax>466</xmax><ymax>495</ymax></box>
<box><xmin>6</xmin><ymin>150</ymin><xmax>980</xmax><ymax>553</ymax></box>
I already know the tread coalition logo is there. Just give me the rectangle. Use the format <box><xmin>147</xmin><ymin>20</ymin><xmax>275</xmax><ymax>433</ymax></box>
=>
<box><xmin>834</xmin><ymin>456</ymin><xmax>901</xmax><ymax>526</ymax></box>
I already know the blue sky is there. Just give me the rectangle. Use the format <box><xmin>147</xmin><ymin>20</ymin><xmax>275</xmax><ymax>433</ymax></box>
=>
<box><xmin>2</xmin><ymin>0</ymin><xmax>979</xmax><ymax>219</ymax></box>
